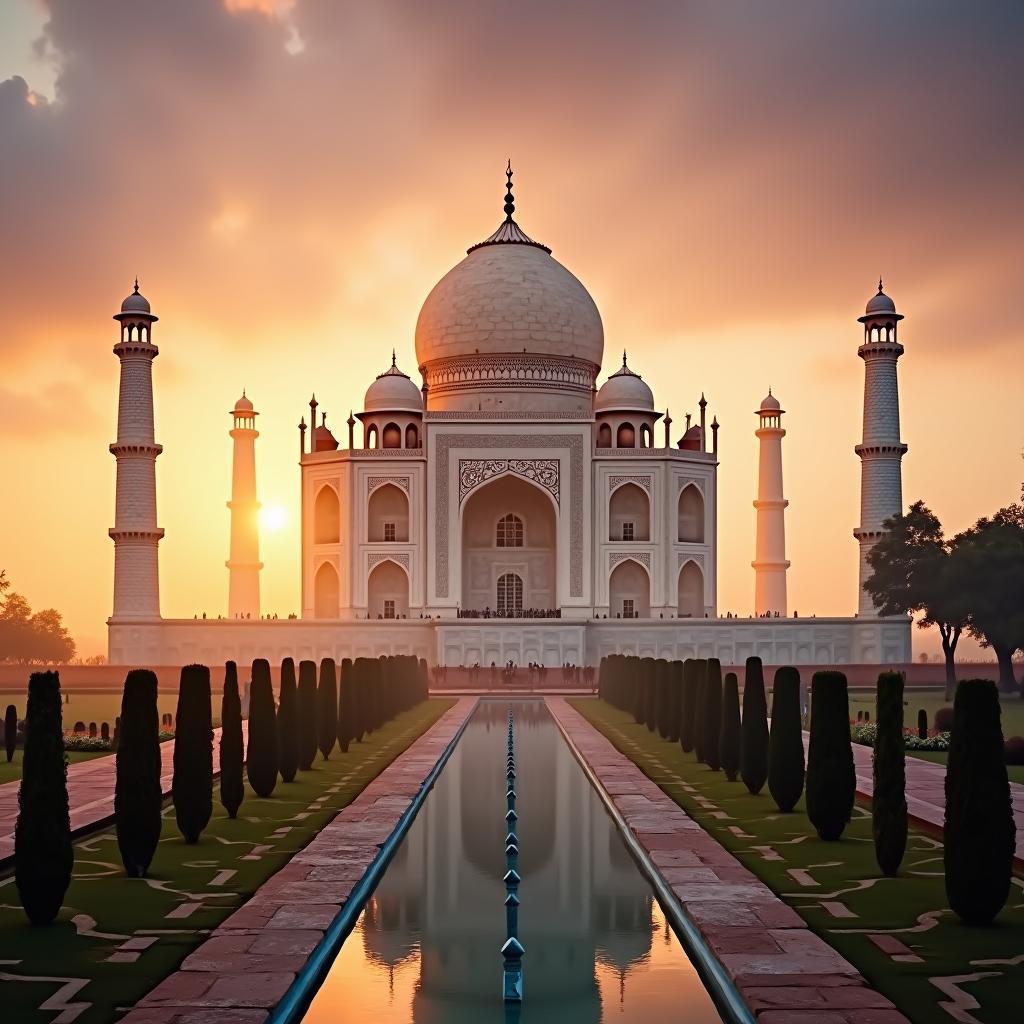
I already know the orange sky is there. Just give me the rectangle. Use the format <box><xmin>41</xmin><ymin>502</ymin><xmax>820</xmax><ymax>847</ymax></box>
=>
<box><xmin>1</xmin><ymin>1</ymin><xmax>1021</xmax><ymax>659</ymax></box>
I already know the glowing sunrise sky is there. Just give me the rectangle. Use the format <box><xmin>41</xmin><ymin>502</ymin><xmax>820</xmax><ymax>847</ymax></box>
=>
<box><xmin>0</xmin><ymin>0</ymin><xmax>1021</xmax><ymax>659</ymax></box>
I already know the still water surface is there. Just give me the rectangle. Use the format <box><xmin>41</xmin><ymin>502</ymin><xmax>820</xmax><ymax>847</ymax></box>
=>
<box><xmin>303</xmin><ymin>699</ymin><xmax>722</xmax><ymax>1023</ymax></box>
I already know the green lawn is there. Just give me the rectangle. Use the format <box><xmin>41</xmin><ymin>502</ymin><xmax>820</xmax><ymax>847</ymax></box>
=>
<box><xmin>0</xmin><ymin>691</ymin><xmax>189</xmax><ymax>732</ymax></box>
<box><xmin>572</xmin><ymin>698</ymin><xmax>1024</xmax><ymax>1024</ymax></box>
<box><xmin>902</xmin><ymin>748</ymin><xmax>1024</xmax><ymax>785</ymax></box>
<box><xmin>846</xmin><ymin>686</ymin><xmax>1024</xmax><ymax>739</ymax></box>
<box><xmin>0</xmin><ymin>749</ymin><xmax>110</xmax><ymax>785</ymax></box>
<box><xmin>0</xmin><ymin>698</ymin><xmax>454</xmax><ymax>1023</ymax></box>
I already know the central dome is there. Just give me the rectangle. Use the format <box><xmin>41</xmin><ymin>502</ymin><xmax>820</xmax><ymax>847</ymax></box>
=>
<box><xmin>415</xmin><ymin>168</ymin><xmax>604</xmax><ymax>413</ymax></box>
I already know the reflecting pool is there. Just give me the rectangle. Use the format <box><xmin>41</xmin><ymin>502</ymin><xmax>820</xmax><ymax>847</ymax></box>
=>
<box><xmin>303</xmin><ymin>699</ymin><xmax>722</xmax><ymax>1023</ymax></box>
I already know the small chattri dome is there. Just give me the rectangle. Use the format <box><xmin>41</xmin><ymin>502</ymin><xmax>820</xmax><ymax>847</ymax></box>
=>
<box><xmin>759</xmin><ymin>389</ymin><xmax>781</xmax><ymax>412</ymax></box>
<box><xmin>121</xmin><ymin>279</ymin><xmax>152</xmax><ymax>315</ymax></box>
<box><xmin>233</xmin><ymin>391</ymin><xmax>254</xmax><ymax>414</ymax></box>
<box><xmin>363</xmin><ymin>354</ymin><xmax>424</xmax><ymax>415</ymax></box>
<box><xmin>865</xmin><ymin>279</ymin><xmax>896</xmax><ymax>316</ymax></box>
<box><xmin>595</xmin><ymin>353</ymin><xmax>655</xmax><ymax>414</ymax></box>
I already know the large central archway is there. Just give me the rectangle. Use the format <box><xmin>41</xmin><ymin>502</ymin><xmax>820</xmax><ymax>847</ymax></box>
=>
<box><xmin>460</xmin><ymin>475</ymin><xmax>557</xmax><ymax>614</ymax></box>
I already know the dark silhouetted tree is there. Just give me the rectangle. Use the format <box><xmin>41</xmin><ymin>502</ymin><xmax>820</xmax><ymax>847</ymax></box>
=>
<box><xmin>297</xmin><ymin>659</ymin><xmax>318</xmax><ymax>769</ymax></box>
<box><xmin>740</xmin><ymin>656</ymin><xmax>769</xmax><ymax>795</ymax></box>
<box><xmin>641</xmin><ymin>658</ymin><xmax>657</xmax><ymax>732</ymax></box>
<box><xmin>172</xmin><ymin>664</ymin><xmax>213</xmax><ymax>844</ymax></box>
<box><xmin>768</xmin><ymin>666</ymin><xmax>804</xmax><ymax>812</ymax></box>
<box><xmin>667</xmin><ymin>660</ymin><xmax>683</xmax><ymax>743</ymax></box>
<box><xmin>873</xmin><ymin>671</ymin><xmax>907</xmax><ymax>876</ymax></box>
<box><xmin>4</xmin><ymin>703</ymin><xmax>16</xmax><ymax>762</ymax></box>
<box><xmin>944</xmin><ymin>679</ymin><xmax>1015</xmax><ymax>924</ymax></box>
<box><xmin>719</xmin><ymin>672</ymin><xmax>741</xmax><ymax>781</ymax></box>
<box><xmin>317</xmin><ymin>658</ymin><xmax>338</xmax><ymax>760</ymax></box>
<box><xmin>246</xmin><ymin>659</ymin><xmax>278</xmax><ymax>798</ymax></box>
<box><xmin>15</xmin><ymin>671</ymin><xmax>72</xmax><ymax>925</ymax></box>
<box><xmin>219</xmin><ymin>662</ymin><xmax>245</xmax><ymax>818</ymax></box>
<box><xmin>917</xmin><ymin>708</ymin><xmax>928</xmax><ymax>740</ymax></box>
<box><xmin>277</xmin><ymin>658</ymin><xmax>298</xmax><ymax>782</ymax></box>
<box><xmin>702</xmin><ymin>659</ymin><xmax>723</xmax><ymax>770</ymax></box>
<box><xmin>680</xmin><ymin>659</ymin><xmax>698</xmax><ymax>754</ymax></box>
<box><xmin>806</xmin><ymin>671</ymin><xmax>855</xmax><ymax>841</ymax></box>
<box><xmin>337</xmin><ymin>657</ymin><xmax>354</xmax><ymax>754</ymax></box>
<box><xmin>115</xmin><ymin>669</ymin><xmax>162</xmax><ymax>876</ymax></box>
<box><xmin>656</xmin><ymin>659</ymin><xmax>673</xmax><ymax>739</ymax></box>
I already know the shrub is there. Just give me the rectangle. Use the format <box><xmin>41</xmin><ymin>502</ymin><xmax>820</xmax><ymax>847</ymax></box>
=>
<box><xmin>934</xmin><ymin>705</ymin><xmax>954</xmax><ymax>732</ymax></box>
<box><xmin>337</xmin><ymin>657</ymin><xmax>354</xmax><ymax>753</ymax></box>
<box><xmin>944</xmin><ymin>679</ymin><xmax>1015</xmax><ymax>924</ymax></box>
<box><xmin>680</xmin><ymin>659</ymin><xmax>698</xmax><ymax>754</ymax></box>
<box><xmin>631</xmin><ymin>656</ymin><xmax>645</xmax><ymax>725</ymax></box>
<box><xmin>873</xmin><ymin>671</ymin><xmax>907</xmax><ymax>876</ymax></box>
<box><xmin>719</xmin><ymin>672</ymin><xmax>741</xmax><ymax>781</ymax></box>
<box><xmin>655</xmin><ymin>660</ymin><xmax>673</xmax><ymax>740</ymax></box>
<box><xmin>667</xmin><ymin>660</ymin><xmax>683</xmax><ymax>743</ymax></box>
<box><xmin>1005</xmin><ymin>736</ymin><xmax>1024</xmax><ymax>766</ymax></box>
<box><xmin>4</xmin><ymin>704</ymin><xmax>15</xmax><ymax>762</ymax></box>
<box><xmin>172</xmin><ymin>664</ymin><xmax>213</xmax><ymax>844</ymax></box>
<box><xmin>641</xmin><ymin>658</ymin><xmax>658</xmax><ymax>732</ymax></box>
<box><xmin>740</xmin><ymin>657</ymin><xmax>769</xmax><ymax>795</ymax></box>
<box><xmin>768</xmin><ymin>666</ymin><xmax>805</xmax><ymax>813</ymax></box>
<box><xmin>219</xmin><ymin>662</ymin><xmax>245</xmax><ymax>818</ymax></box>
<box><xmin>702</xmin><ymin>659</ymin><xmax>723</xmax><ymax>770</ymax></box>
<box><xmin>317</xmin><ymin>658</ymin><xmax>338</xmax><ymax>760</ymax></box>
<box><xmin>694</xmin><ymin>659</ymin><xmax>709</xmax><ymax>762</ymax></box>
<box><xmin>100</xmin><ymin>722</ymin><xmax>110</xmax><ymax>742</ymax></box>
<box><xmin>917</xmin><ymin>709</ymin><xmax>928</xmax><ymax>740</ymax></box>
<box><xmin>297</xmin><ymin>660</ymin><xmax>318</xmax><ymax>770</ymax></box>
<box><xmin>115</xmin><ymin>669</ymin><xmax>162</xmax><ymax>876</ymax></box>
<box><xmin>277</xmin><ymin>658</ymin><xmax>299</xmax><ymax>783</ymax></box>
<box><xmin>246</xmin><ymin>659</ymin><xmax>279</xmax><ymax>798</ymax></box>
<box><xmin>15</xmin><ymin>671</ymin><xmax>72</xmax><ymax>925</ymax></box>
<box><xmin>806</xmin><ymin>671</ymin><xmax>856</xmax><ymax>841</ymax></box>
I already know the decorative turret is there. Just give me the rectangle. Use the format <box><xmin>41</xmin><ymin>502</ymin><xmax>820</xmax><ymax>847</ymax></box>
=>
<box><xmin>594</xmin><ymin>352</ymin><xmax>659</xmax><ymax>448</ymax></box>
<box><xmin>357</xmin><ymin>352</ymin><xmax>423</xmax><ymax>449</ymax></box>
<box><xmin>854</xmin><ymin>280</ymin><xmax>907</xmax><ymax>615</ymax></box>
<box><xmin>752</xmin><ymin>389</ymin><xmax>789</xmax><ymax>616</ymax></box>
<box><xmin>227</xmin><ymin>391</ymin><xmax>262</xmax><ymax>619</ymax></box>
<box><xmin>109</xmin><ymin>280</ymin><xmax>164</xmax><ymax>622</ymax></box>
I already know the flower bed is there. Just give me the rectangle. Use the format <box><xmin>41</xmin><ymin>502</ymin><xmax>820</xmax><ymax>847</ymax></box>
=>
<box><xmin>851</xmin><ymin>721</ymin><xmax>951</xmax><ymax>751</ymax></box>
<box><xmin>62</xmin><ymin>730</ymin><xmax>175</xmax><ymax>752</ymax></box>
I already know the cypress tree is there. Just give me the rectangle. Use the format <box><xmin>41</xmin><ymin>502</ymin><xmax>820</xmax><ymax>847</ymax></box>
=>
<box><xmin>873</xmin><ymin>671</ymin><xmax>907</xmax><ymax>876</ymax></box>
<box><xmin>15</xmin><ymin>671</ymin><xmax>73</xmax><ymax>925</ymax></box>
<box><xmin>641</xmin><ymin>658</ymin><xmax>658</xmax><ymax>732</ymax></box>
<box><xmin>352</xmin><ymin>658</ymin><xmax>367</xmax><ymax>742</ymax></box>
<box><xmin>317</xmin><ymin>658</ymin><xmax>338</xmax><ymax>760</ymax></box>
<box><xmin>246</xmin><ymin>659</ymin><xmax>278</xmax><ymax>798</ymax></box>
<box><xmin>297</xmin><ymin>659</ymin><xmax>318</xmax><ymax>769</ymax></box>
<box><xmin>740</xmin><ymin>656</ymin><xmax>769</xmax><ymax>795</ymax></box>
<box><xmin>336</xmin><ymin>658</ymin><xmax>353</xmax><ymax>754</ymax></box>
<box><xmin>917</xmin><ymin>709</ymin><xmax>928</xmax><ymax>740</ymax></box>
<box><xmin>115</xmin><ymin>669</ymin><xmax>162</xmax><ymax>876</ymax></box>
<box><xmin>702</xmin><ymin>659</ymin><xmax>723</xmax><ymax>770</ymax></box>
<box><xmin>655</xmin><ymin>660</ymin><xmax>673</xmax><ymax>739</ymax></box>
<box><xmin>667</xmin><ymin>660</ymin><xmax>683</xmax><ymax>743</ymax></box>
<box><xmin>172</xmin><ymin>664</ymin><xmax>213</xmax><ymax>844</ymax></box>
<box><xmin>277</xmin><ymin>658</ymin><xmax>299</xmax><ymax>782</ymax></box>
<box><xmin>719</xmin><ymin>672</ymin><xmax>741</xmax><ymax>782</ymax></box>
<box><xmin>4</xmin><ymin>704</ymin><xmax>16</xmax><ymax>762</ymax></box>
<box><xmin>768</xmin><ymin>666</ymin><xmax>805</xmax><ymax>812</ymax></box>
<box><xmin>806</xmin><ymin>671</ymin><xmax>855</xmax><ymax>841</ymax></box>
<box><xmin>944</xmin><ymin>679</ymin><xmax>1015</xmax><ymax>925</ymax></box>
<box><xmin>219</xmin><ymin>662</ymin><xmax>245</xmax><ymax>818</ymax></box>
<box><xmin>680</xmin><ymin>659</ymin><xmax>698</xmax><ymax>753</ymax></box>
<box><xmin>630</xmin><ymin>656</ymin><xmax>645</xmax><ymax>725</ymax></box>
<box><xmin>694</xmin><ymin>659</ymin><xmax>709</xmax><ymax>762</ymax></box>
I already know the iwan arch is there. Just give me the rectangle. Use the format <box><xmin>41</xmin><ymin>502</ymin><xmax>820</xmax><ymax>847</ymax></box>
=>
<box><xmin>107</xmin><ymin>168</ymin><xmax>911</xmax><ymax>670</ymax></box>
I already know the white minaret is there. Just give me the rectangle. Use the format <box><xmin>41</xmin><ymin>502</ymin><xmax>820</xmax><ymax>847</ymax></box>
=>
<box><xmin>752</xmin><ymin>390</ymin><xmax>789</xmax><ymax>616</ymax></box>
<box><xmin>110</xmin><ymin>281</ymin><xmax>164</xmax><ymax>621</ymax></box>
<box><xmin>227</xmin><ymin>392</ymin><xmax>262</xmax><ymax>618</ymax></box>
<box><xmin>854</xmin><ymin>280</ymin><xmax>907</xmax><ymax>615</ymax></box>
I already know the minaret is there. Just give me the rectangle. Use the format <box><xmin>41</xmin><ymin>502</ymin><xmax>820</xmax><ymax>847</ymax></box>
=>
<box><xmin>110</xmin><ymin>281</ymin><xmax>164</xmax><ymax>620</ymax></box>
<box><xmin>227</xmin><ymin>391</ymin><xmax>262</xmax><ymax>618</ymax></box>
<box><xmin>752</xmin><ymin>390</ymin><xmax>789</xmax><ymax>616</ymax></box>
<box><xmin>854</xmin><ymin>280</ymin><xmax>907</xmax><ymax>615</ymax></box>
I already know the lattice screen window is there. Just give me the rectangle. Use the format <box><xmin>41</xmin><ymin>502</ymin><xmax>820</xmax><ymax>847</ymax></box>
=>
<box><xmin>496</xmin><ymin>513</ymin><xmax>524</xmax><ymax>548</ymax></box>
<box><xmin>384</xmin><ymin>522</ymin><xmax>396</xmax><ymax>542</ymax></box>
<box><xmin>497</xmin><ymin>573</ymin><xmax>524</xmax><ymax>615</ymax></box>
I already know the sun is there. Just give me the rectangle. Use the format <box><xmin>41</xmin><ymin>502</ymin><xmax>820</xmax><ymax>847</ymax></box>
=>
<box><xmin>260</xmin><ymin>504</ymin><xmax>287</xmax><ymax>531</ymax></box>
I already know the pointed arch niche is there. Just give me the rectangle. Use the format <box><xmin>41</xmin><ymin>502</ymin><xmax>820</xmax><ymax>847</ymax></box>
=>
<box><xmin>608</xmin><ymin>482</ymin><xmax>650</xmax><ymax>541</ymax></box>
<box><xmin>367</xmin><ymin>559</ymin><xmax>409</xmax><ymax>619</ymax></box>
<box><xmin>608</xmin><ymin>558</ymin><xmax>650</xmax><ymax>619</ymax></box>
<box><xmin>677</xmin><ymin>560</ymin><xmax>704</xmax><ymax>618</ymax></box>
<box><xmin>678</xmin><ymin>483</ymin><xmax>705</xmax><ymax>543</ymax></box>
<box><xmin>314</xmin><ymin>561</ymin><xmax>339</xmax><ymax>618</ymax></box>
<box><xmin>368</xmin><ymin>483</ymin><xmax>409</xmax><ymax>542</ymax></box>
<box><xmin>314</xmin><ymin>485</ymin><xmax>340</xmax><ymax>544</ymax></box>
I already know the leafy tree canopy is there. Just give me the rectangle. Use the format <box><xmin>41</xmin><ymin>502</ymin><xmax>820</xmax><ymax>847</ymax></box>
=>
<box><xmin>0</xmin><ymin>573</ymin><xmax>76</xmax><ymax>664</ymax></box>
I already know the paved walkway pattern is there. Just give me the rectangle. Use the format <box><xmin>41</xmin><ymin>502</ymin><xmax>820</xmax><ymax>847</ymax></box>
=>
<box><xmin>0</xmin><ymin>727</ymin><xmax>239</xmax><ymax>864</ymax></box>
<box><xmin>122</xmin><ymin>696</ymin><xmax>477</xmax><ymax>1024</ymax></box>
<box><xmin>546</xmin><ymin>697</ymin><xmax>911</xmax><ymax>1024</ymax></box>
<box><xmin>844</xmin><ymin>737</ymin><xmax>1024</xmax><ymax>870</ymax></box>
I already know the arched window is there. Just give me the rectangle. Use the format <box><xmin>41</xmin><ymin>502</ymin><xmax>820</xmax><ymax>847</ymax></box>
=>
<box><xmin>496</xmin><ymin>513</ymin><xmax>524</xmax><ymax>548</ymax></box>
<box><xmin>405</xmin><ymin>424</ymin><xmax>419</xmax><ymax>449</ymax></box>
<box><xmin>382</xmin><ymin>422</ymin><xmax>402</xmax><ymax>449</ymax></box>
<box><xmin>608</xmin><ymin>482</ymin><xmax>650</xmax><ymax>542</ymax></box>
<box><xmin>608</xmin><ymin>559</ymin><xmax>650</xmax><ymax>619</ymax></box>
<box><xmin>640</xmin><ymin>423</ymin><xmax>651</xmax><ymax>448</ymax></box>
<box><xmin>616</xmin><ymin>422</ymin><xmax>635</xmax><ymax>448</ymax></box>
<box><xmin>597</xmin><ymin>423</ymin><xmax>612</xmax><ymax>448</ymax></box>
<box><xmin>367</xmin><ymin>559</ymin><xmax>409</xmax><ymax>619</ymax></box>
<box><xmin>366</xmin><ymin>424</ymin><xmax>378</xmax><ymax>449</ymax></box>
<box><xmin>496</xmin><ymin>573</ymin><xmax>523</xmax><ymax>616</ymax></box>
<box><xmin>368</xmin><ymin>483</ymin><xmax>409</xmax><ymax>542</ymax></box>
<box><xmin>314</xmin><ymin>485</ymin><xmax>340</xmax><ymax>544</ymax></box>
<box><xmin>677</xmin><ymin>561</ymin><xmax>704</xmax><ymax>618</ymax></box>
<box><xmin>678</xmin><ymin>484</ymin><xmax>705</xmax><ymax>543</ymax></box>
<box><xmin>314</xmin><ymin>561</ymin><xmax>339</xmax><ymax>618</ymax></box>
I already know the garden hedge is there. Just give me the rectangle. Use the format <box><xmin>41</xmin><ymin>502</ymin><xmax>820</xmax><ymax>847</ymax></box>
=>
<box><xmin>768</xmin><ymin>666</ymin><xmax>804</xmax><ymax>812</ymax></box>
<box><xmin>297</xmin><ymin>659</ymin><xmax>318</xmax><ymax>770</ymax></box>
<box><xmin>219</xmin><ymin>662</ymin><xmax>245</xmax><ymax>817</ymax></box>
<box><xmin>172</xmin><ymin>664</ymin><xmax>213</xmax><ymax>844</ymax></box>
<box><xmin>740</xmin><ymin>656</ymin><xmax>769</xmax><ymax>795</ymax></box>
<box><xmin>806</xmin><ymin>670</ymin><xmax>855</xmax><ymax>841</ymax></box>
<box><xmin>246</xmin><ymin>658</ymin><xmax>279</xmax><ymax>798</ymax></box>
<box><xmin>277</xmin><ymin>658</ymin><xmax>299</xmax><ymax>783</ymax></box>
<box><xmin>873</xmin><ymin>671</ymin><xmax>907</xmax><ymax>875</ymax></box>
<box><xmin>719</xmin><ymin>671</ymin><xmax>741</xmax><ymax>782</ymax></box>
<box><xmin>701</xmin><ymin>658</ymin><xmax>723</xmax><ymax>771</ymax></box>
<box><xmin>317</xmin><ymin>658</ymin><xmax>338</xmax><ymax>760</ymax></box>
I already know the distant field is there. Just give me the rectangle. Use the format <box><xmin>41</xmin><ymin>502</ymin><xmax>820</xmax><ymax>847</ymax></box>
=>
<box><xmin>845</xmin><ymin>686</ymin><xmax>1024</xmax><ymax>738</ymax></box>
<box><xmin>0</xmin><ymin>691</ymin><xmax>222</xmax><ymax>731</ymax></box>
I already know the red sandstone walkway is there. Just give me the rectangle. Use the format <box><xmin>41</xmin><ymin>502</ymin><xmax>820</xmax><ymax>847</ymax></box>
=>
<box><xmin>122</xmin><ymin>697</ymin><xmax>477</xmax><ymax>1024</ymax></box>
<box><xmin>0</xmin><ymin>726</ymin><xmax>243</xmax><ymax>865</ymax></box>
<box><xmin>547</xmin><ymin>697</ymin><xmax>909</xmax><ymax>1024</ymax></box>
<box><xmin>832</xmin><ymin>734</ymin><xmax>1024</xmax><ymax>870</ymax></box>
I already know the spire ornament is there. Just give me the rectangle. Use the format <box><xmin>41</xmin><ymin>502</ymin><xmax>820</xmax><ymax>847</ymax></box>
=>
<box><xmin>504</xmin><ymin>160</ymin><xmax>515</xmax><ymax>220</ymax></box>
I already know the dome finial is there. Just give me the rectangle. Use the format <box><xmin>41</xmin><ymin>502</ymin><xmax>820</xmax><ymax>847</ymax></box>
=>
<box><xmin>392</xmin><ymin>348</ymin><xmax>397</xmax><ymax>368</ymax></box>
<box><xmin>504</xmin><ymin>159</ymin><xmax>515</xmax><ymax>221</ymax></box>
<box><xmin>622</xmin><ymin>349</ymin><xmax>628</xmax><ymax>368</ymax></box>
<box><xmin>133</xmin><ymin>276</ymin><xmax>139</xmax><ymax>294</ymax></box>
<box><xmin>878</xmin><ymin>276</ymin><xmax>884</xmax><ymax>293</ymax></box>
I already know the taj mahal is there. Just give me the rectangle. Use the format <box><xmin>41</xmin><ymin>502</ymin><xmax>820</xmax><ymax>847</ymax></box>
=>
<box><xmin>107</xmin><ymin>167</ymin><xmax>912</xmax><ymax>670</ymax></box>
